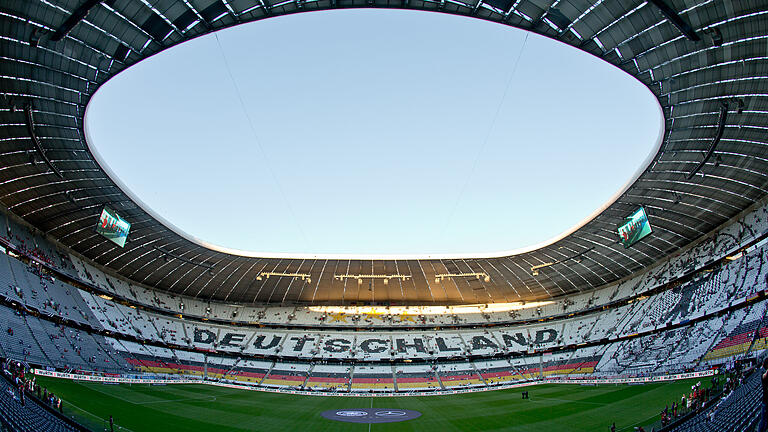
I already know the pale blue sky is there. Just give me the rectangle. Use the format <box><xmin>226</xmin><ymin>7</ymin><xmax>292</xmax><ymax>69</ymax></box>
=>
<box><xmin>86</xmin><ymin>9</ymin><xmax>661</xmax><ymax>256</ymax></box>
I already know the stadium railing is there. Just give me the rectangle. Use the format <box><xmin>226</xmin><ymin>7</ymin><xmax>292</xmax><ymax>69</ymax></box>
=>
<box><xmin>0</xmin><ymin>371</ymin><xmax>90</xmax><ymax>432</ymax></box>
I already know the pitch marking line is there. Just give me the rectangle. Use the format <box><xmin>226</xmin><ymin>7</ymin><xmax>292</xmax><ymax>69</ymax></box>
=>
<box><xmin>134</xmin><ymin>395</ymin><xmax>218</xmax><ymax>405</ymax></box>
<box><xmin>369</xmin><ymin>396</ymin><xmax>374</xmax><ymax>432</ymax></box>
<box><xmin>75</xmin><ymin>381</ymin><xmax>138</xmax><ymax>405</ymax></box>
<box><xmin>617</xmin><ymin>412</ymin><xmax>660</xmax><ymax>432</ymax></box>
<box><xmin>65</xmin><ymin>400</ymin><xmax>138</xmax><ymax>432</ymax></box>
<box><xmin>78</xmin><ymin>381</ymin><xmax>218</xmax><ymax>405</ymax></box>
<box><xmin>528</xmin><ymin>397</ymin><xmax>604</xmax><ymax>405</ymax></box>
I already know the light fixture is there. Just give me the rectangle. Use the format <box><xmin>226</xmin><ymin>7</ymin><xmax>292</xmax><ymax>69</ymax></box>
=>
<box><xmin>257</xmin><ymin>272</ymin><xmax>311</xmax><ymax>282</ymax></box>
<box><xmin>435</xmin><ymin>272</ymin><xmax>490</xmax><ymax>283</ymax></box>
<box><xmin>335</xmin><ymin>274</ymin><xmax>411</xmax><ymax>283</ymax></box>
<box><xmin>308</xmin><ymin>301</ymin><xmax>554</xmax><ymax>315</ymax></box>
<box><xmin>530</xmin><ymin>263</ymin><xmax>554</xmax><ymax>275</ymax></box>
<box><xmin>725</xmin><ymin>252</ymin><xmax>743</xmax><ymax>261</ymax></box>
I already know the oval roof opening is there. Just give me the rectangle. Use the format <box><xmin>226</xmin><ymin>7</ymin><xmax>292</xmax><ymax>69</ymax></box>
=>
<box><xmin>85</xmin><ymin>9</ymin><xmax>663</xmax><ymax>258</ymax></box>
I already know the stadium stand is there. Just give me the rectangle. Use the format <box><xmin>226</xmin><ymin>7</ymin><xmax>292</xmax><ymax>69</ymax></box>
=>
<box><xmin>46</xmin><ymin>199</ymin><xmax>768</xmax><ymax>331</ymax></box>
<box><xmin>0</xmin><ymin>174</ymin><xmax>766</xmax><ymax>428</ymax></box>
<box><xmin>669</xmin><ymin>370</ymin><xmax>762</xmax><ymax>432</ymax></box>
<box><xmin>304</xmin><ymin>364</ymin><xmax>351</xmax><ymax>391</ymax></box>
<box><xmin>436</xmin><ymin>363</ymin><xmax>485</xmax><ymax>389</ymax></box>
<box><xmin>261</xmin><ymin>362</ymin><xmax>310</xmax><ymax>389</ymax></box>
<box><xmin>1</xmin><ymin>207</ymin><xmax>768</xmax><ymax>399</ymax></box>
<box><xmin>351</xmin><ymin>365</ymin><xmax>396</xmax><ymax>392</ymax></box>
<box><xmin>0</xmin><ymin>369</ymin><xmax>84</xmax><ymax>432</ymax></box>
<box><xmin>0</xmin><ymin>0</ymin><xmax>767</xmax><ymax>429</ymax></box>
<box><xmin>394</xmin><ymin>365</ymin><xmax>441</xmax><ymax>392</ymax></box>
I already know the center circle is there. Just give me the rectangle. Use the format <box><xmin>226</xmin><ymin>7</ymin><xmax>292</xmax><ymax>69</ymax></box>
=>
<box><xmin>321</xmin><ymin>408</ymin><xmax>422</xmax><ymax>423</ymax></box>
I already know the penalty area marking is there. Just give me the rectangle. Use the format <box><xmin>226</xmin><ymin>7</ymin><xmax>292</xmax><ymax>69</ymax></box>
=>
<box><xmin>64</xmin><ymin>399</ymin><xmax>138</xmax><ymax>432</ymax></box>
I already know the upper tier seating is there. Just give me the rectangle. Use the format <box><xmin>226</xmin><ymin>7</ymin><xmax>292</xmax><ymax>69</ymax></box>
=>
<box><xmin>58</xmin><ymin>201</ymin><xmax>768</xmax><ymax>328</ymax></box>
<box><xmin>0</xmin><ymin>204</ymin><xmax>766</xmax><ymax>397</ymax></box>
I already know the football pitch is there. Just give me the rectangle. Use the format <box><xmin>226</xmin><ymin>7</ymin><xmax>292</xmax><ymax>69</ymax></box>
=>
<box><xmin>35</xmin><ymin>376</ymin><xmax>701</xmax><ymax>432</ymax></box>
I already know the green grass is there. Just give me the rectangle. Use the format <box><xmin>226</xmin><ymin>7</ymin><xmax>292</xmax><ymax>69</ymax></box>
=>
<box><xmin>35</xmin><ymin>376</ymin><xmax>700</xmax><ymax>432</ymax></box>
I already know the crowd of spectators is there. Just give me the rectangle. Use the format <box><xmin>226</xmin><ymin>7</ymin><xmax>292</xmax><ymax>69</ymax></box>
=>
<box><xmin>2</xmin><ymin>359</ymin><xmax>64</xmax><ymax>414</ymax></box>
<box><xmin>642</xmin><ymin>362</ymin><xmax>754</xmax><ymax>431</ymax></box>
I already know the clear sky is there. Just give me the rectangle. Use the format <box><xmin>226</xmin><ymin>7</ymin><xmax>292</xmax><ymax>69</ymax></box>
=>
<box><xmin>85</xmin><ymin>9</ymin><xmax>661</xmax><ymax>256</ymax></box>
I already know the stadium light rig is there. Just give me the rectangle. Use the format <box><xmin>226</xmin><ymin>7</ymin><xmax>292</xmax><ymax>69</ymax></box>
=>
<box><xmin>308</xmin><ymin>301</ymin><xmax>554</xmax><ymax>315</ymax></box>
<box><xmin>530</xmin><ymin>262</ymin><xmax>554</xmax><ymax>276</ymax></box>
<box><xmin>334</xmin><ymin>274</ymin><xmax>411</xmax><ymax>285</ymax></box>
<box><xmin>725</xmin><ymin>252</ymin><xmax>743</xmax><ymax>261</ymax></box>
<box><xmin>435</xmin><ymin>272</ymin><xmax>490</xmax><ymax>284</ymax></box>
<box><xmin>256</xmin><ymin>272</ymin><xmax>311</xmax><ymax>283</ymax></box>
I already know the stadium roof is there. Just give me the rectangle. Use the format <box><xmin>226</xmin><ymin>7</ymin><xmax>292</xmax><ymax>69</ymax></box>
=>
<box><xmin>1</xmin><ymin>0</ymin><xmax>766</xmax><ymax>305</ymax></box>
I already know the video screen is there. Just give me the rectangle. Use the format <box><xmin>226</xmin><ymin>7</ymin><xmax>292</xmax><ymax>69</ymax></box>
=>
<box><xmin>96</xmin><ymin>206</ymin><xmax>131</xmax><ymax>247</ymax></box>
<box><xmin>617</xmin><ymin>206</ymin><xmax>652</xmax><ymax>248</ymax></box>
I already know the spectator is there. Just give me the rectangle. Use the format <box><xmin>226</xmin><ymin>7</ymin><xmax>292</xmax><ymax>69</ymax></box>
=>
<box><xmin>757</xmin><ymin>357</ymin><xmax>768</xmax><ymax>432</ymax></box>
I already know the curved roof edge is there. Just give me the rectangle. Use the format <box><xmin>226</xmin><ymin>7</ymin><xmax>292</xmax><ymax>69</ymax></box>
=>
<box><xmin>83</xmin><ymin>75</ymin><xmax>665</xmax><ymax>260</ymax></box>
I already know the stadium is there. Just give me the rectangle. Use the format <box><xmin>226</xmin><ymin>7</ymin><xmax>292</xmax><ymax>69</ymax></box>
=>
<box><xmin>1</xmin><ymin>0</ymin><xmax>768</xmax><ymax>431</ymax></box>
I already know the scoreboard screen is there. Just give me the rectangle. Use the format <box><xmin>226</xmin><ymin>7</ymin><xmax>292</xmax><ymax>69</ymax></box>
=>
<box><xmin>617</xmin><ymin>206</ymin><xmax>652</xmax><ymax>248</ymax></box>
<box><xmin>96</xmin><ymin>206</ymin><xmax>131</xmax><ymax>247</ymax></box>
